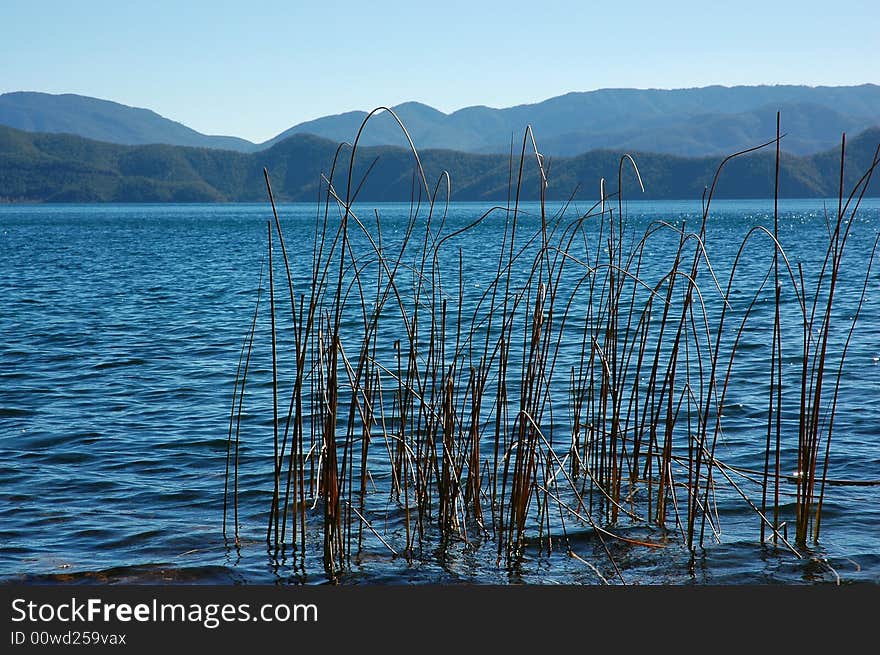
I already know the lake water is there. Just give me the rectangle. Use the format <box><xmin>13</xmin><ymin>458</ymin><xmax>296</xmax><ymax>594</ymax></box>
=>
<box><xmin>1</xmin><ymin>199</ymin><xmax>878</xmax><ymax>585</ymax></box>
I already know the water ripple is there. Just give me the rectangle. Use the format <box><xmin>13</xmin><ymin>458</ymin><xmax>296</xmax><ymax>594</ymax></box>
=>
<box><xmin>1</xmin><ymin>200</ymin><xmax>878</xmax><ymax>584</ymax></box>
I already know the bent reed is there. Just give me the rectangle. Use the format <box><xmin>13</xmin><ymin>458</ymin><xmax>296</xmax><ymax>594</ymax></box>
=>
<box><xmin>223</xmin><ymin>109</ymin><xmax>880</xmax><ymax>583</ymax></box>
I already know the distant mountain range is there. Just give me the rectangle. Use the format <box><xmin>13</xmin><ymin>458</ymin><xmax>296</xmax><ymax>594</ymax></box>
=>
<box><xmin>1</xmin><ymin>85</ymin><xmax>878</xmax><ymax>159</ymax></box>
<box><xmin>2</xmin><ymin>123</ymin><xmax>877</xmax><ymax>203</ymax></box>
<box><xmin>0</xmin><ymin>92</ymin><xmax>255</xmax><ymax>153</ymax></box>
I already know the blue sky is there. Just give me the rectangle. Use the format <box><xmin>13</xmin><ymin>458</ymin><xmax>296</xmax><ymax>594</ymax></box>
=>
<box><xmin>1</xmin><ymin>0</ymin><xmax>877</xmax><ymax>143</ymax></box>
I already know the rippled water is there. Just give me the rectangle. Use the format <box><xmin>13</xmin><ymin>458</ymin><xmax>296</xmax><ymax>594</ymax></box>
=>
<box><xmin>1</xmin><ymin>200</ymin><xmax>878</xmax><ymax>585</ymax></box>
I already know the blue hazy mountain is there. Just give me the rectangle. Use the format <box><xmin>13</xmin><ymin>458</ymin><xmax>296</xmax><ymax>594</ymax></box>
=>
<box><xmin>263</xmin><ymin>85</ymin><xmax>880</xmax><ymax>157</ymax></box>
<box><xmin>2</xmin><ymin>85</ymin><xmax>878</xmax><ymax>158</ymax></box>
<box><xmin>0</xmin><ymin>92</ymin><xmax>256</xmax><ymax>152</ymax></box>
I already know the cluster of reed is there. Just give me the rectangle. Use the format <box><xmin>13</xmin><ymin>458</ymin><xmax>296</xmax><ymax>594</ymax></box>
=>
<box><xmin>223</xmin><ymin>110</ymin><xmax>879</xmax><ymax>582</ymax></box>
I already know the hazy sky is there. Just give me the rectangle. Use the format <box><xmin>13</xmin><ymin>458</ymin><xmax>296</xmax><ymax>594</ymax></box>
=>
<box><xmin>1</xmin><ymin>0</ymin><xmax>877</xmax><ymax>143</ymax></box>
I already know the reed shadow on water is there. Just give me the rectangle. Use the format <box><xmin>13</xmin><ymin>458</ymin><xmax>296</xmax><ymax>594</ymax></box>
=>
<box><xmin>223</xmin><ymin>109</ymin><xmax>880</xmax><ymax>584</ymax></box>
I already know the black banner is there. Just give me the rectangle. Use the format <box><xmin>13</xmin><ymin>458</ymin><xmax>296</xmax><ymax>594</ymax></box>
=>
<box><xmin>1</xmin><ymin>584</ymin><xmax>874</xmax><ymax>651</ymax></box>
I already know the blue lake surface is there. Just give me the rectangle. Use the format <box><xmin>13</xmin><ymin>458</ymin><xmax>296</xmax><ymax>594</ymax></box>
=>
<box><xmin>1</xmin><ymin>199</ymin><xmax>878</xmax><ymax>585</ymax></box>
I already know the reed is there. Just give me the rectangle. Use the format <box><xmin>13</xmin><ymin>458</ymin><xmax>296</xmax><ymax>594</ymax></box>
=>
<box><xmin>224</xmin><ymin>109</ymin><xmax>880</xmax><ymax>582</ymax></box>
